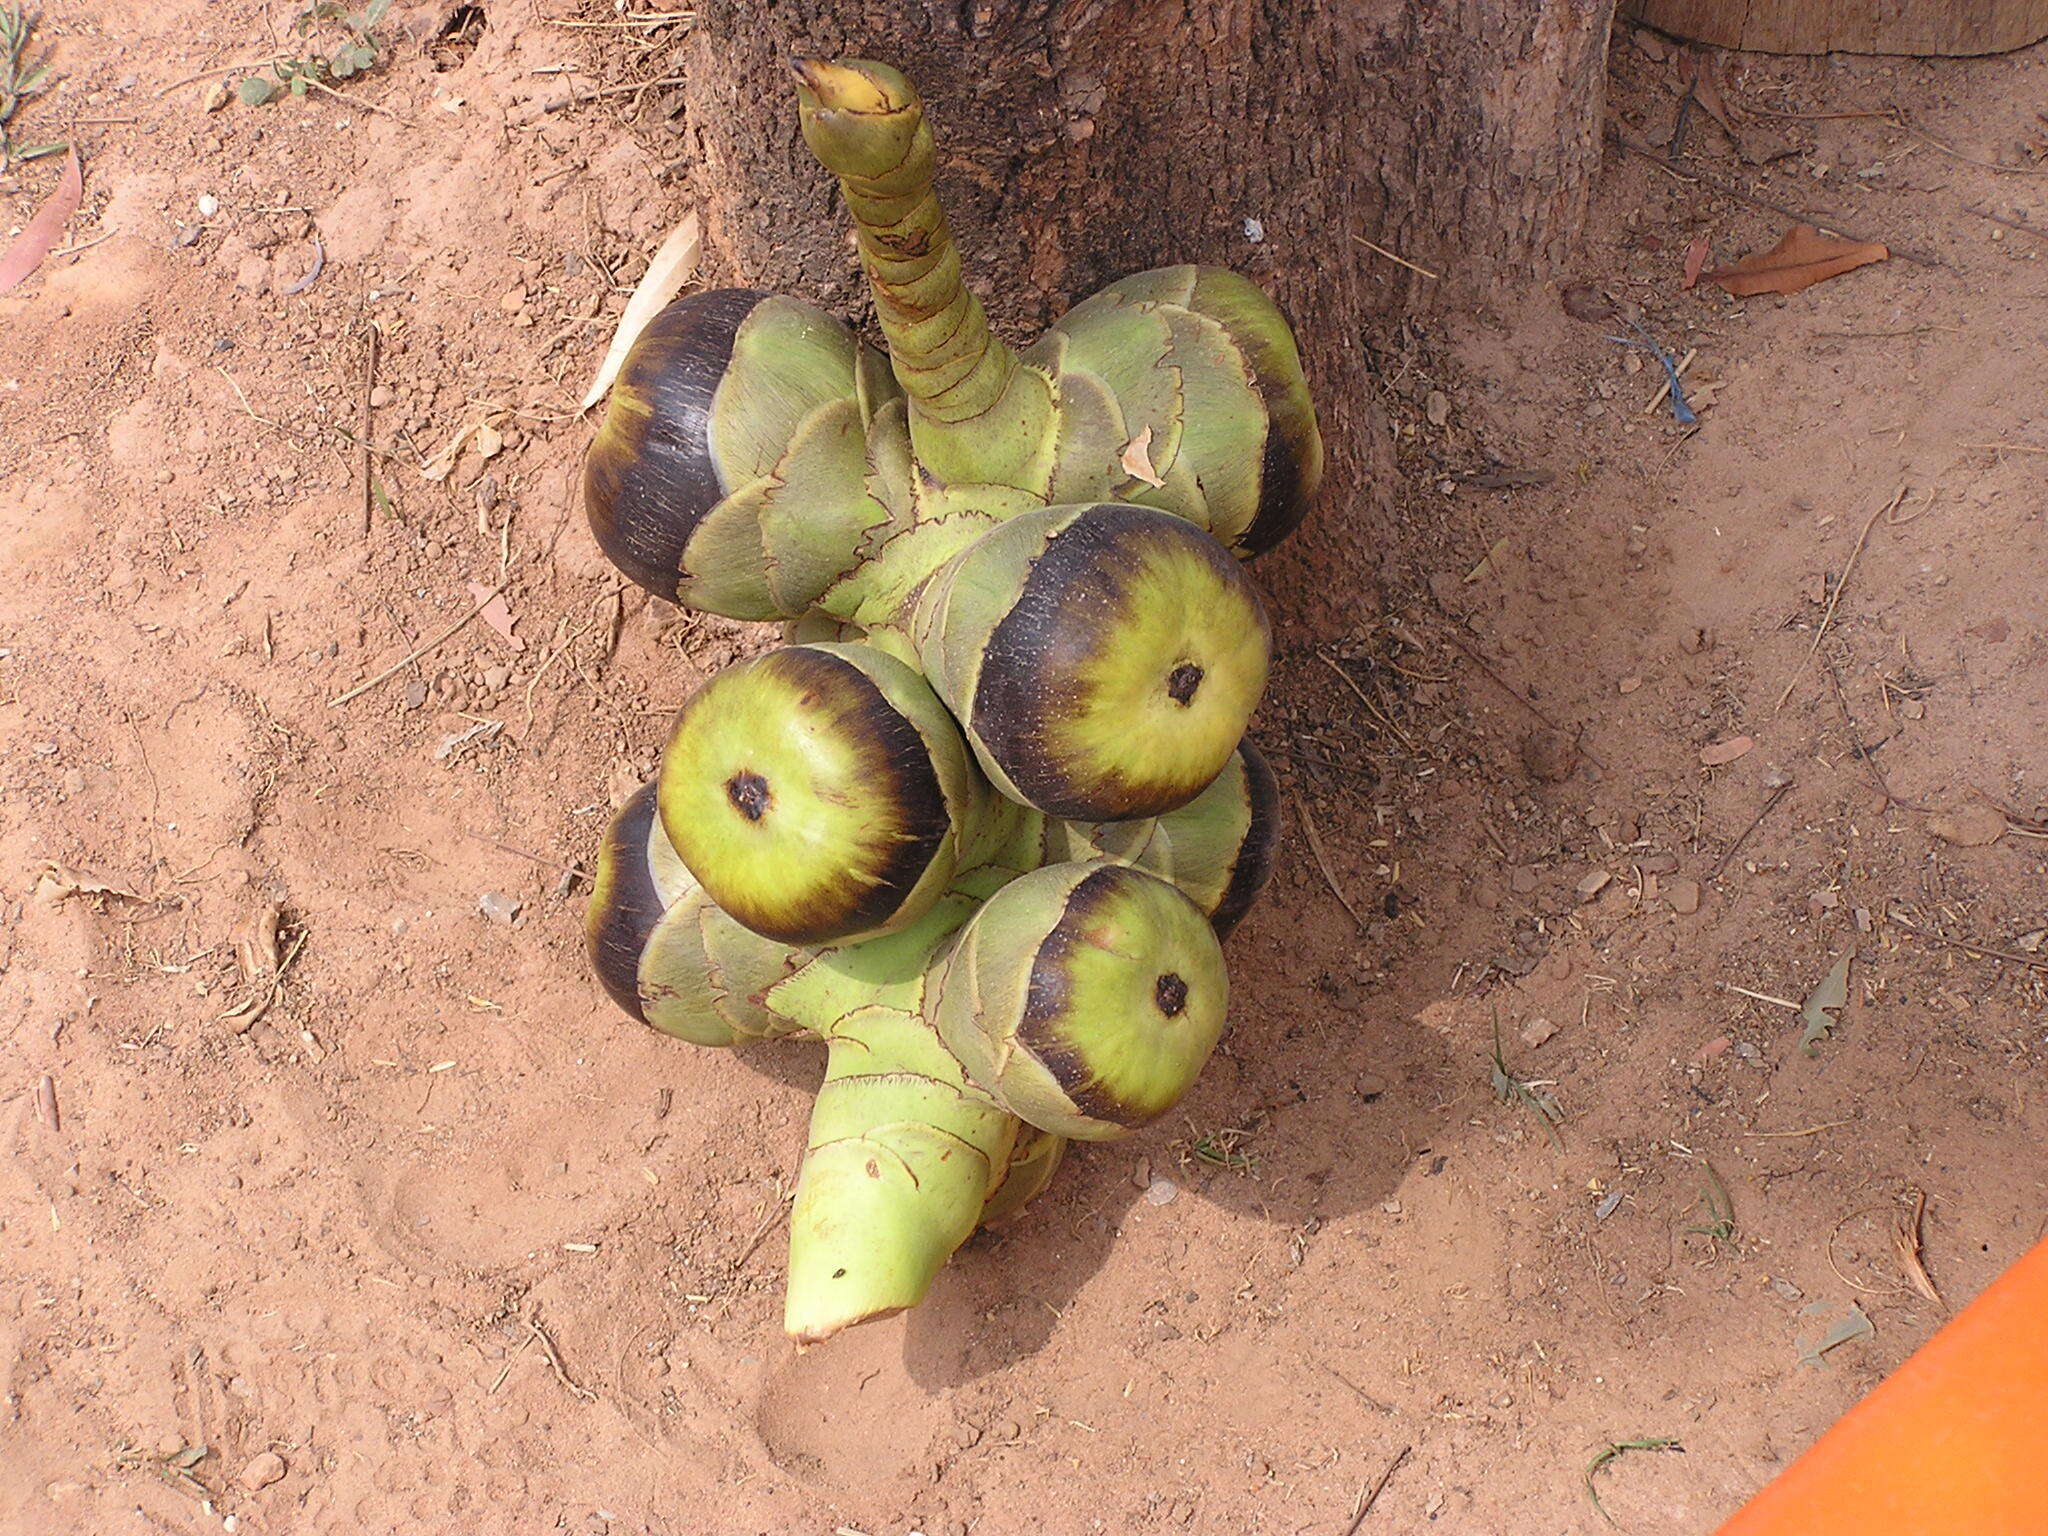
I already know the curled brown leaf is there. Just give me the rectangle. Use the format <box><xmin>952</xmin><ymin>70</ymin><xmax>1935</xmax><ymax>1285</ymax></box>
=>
<box><xmin>1704</xmin><ymin>225</ymin><xmax>1889</xmax><ymax>298</ymax></box>
<box><xmin>0</xmin><ymin>146</ymin><xmax>83</xmax><ymax>295</ymax></box>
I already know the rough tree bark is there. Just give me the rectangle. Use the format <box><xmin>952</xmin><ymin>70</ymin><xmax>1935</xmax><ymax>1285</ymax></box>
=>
<box><xmin>676</xmin><ymin>1</ymin><xmax>1617</xmax><ymax>638</ymax></box>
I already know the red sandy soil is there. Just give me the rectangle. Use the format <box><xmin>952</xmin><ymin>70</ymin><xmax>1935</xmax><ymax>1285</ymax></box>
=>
<box><xmin>2</xmin><ymin>6</ymin><xmax>2043</xmax><ymax>1533</ymax></box>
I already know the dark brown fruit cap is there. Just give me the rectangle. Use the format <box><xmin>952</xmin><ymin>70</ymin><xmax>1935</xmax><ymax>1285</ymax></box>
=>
<box><xmin>582</xmin><ymin>288</ymin><xmax>767</xmax><ymax>599</ymax></box>
<box><xmin>1238</xmin><ymin>423</ymin><xmax>1312</xmax><ymax>557</ymax></box>
<box><xmin>972</xmin><ymin>503</ymin><xmax>1267</xmax><ymax>820</ymax></box>
<box><xmin>1210</xmin><ymin>739</ymin><xmax>1280</xmax><ymax>938</ymax></box>
<box><xmin>586</xmin><ymin>781</ymin><xmax>666</xmax><ymax>1021</ymax></box>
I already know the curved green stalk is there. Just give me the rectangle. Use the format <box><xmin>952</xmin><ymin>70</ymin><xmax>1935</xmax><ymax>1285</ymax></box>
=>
<box><xmin>793</xmin><ymin>58</ymin><xmax>1056</xmax><ymax>496</ymax></box>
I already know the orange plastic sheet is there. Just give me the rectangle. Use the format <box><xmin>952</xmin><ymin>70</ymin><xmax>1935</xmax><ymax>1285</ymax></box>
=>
<box><xmin>1717</xmin><ymin>1237</ymin><xmax>2048</xmax><ymax>1535</ymax></box>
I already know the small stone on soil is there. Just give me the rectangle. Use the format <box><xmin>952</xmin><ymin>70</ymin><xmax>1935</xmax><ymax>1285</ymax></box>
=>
<box><xmin>1520</xmin><ymin>1017</ymin><xmax>1558</xmax><ymax>1048</ymax></box>
<box><xmin>1666</xmin><ymin>877</ymin><xmax>1701</xmax><ymax>915</ymax></box>
<box><xmin>239</xmin><ymin>1451</ymin><xmax>286</xmax><ymax>1490</ymax></box>
<box><xmin>1700</xmin><ymin>735</ymin><xmax>1755</xmax><ymax>767</ymax></box>
<box><xmin>478</xmin><ymin>891</ymin><xmax>522</xmax><ymax>925</ymax></box>
<box><xmin>1144</xmin><ymin>1176</ymin><xmax>1179</xmax><ymax>1207</ymax></box>
<box><xmin>1927</xmin><ymin>804</ymin><xmax>2008</xmax><ymax>847</ymax></box>
<box><xmin>1520</xmin><ymin>728</ymin><xmax>1579</xmax><ymax>783</ymax></box>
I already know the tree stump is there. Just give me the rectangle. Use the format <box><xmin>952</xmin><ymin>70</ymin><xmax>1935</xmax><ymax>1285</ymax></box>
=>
<box><xmin>1625</xmin><ymin>0</ymin><xmax>2048</xmax><ymax>56</ymax></box>
<box><xmin>677</xmin><ymin>1</ymin><xmax>1620</xmax><ymax>638</ymax></box>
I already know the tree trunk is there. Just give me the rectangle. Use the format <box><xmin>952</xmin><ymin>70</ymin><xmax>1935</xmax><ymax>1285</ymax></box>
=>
<box><xmin>1625</xmin><ymin>0</ymin><xmax>2048</xmax><ymax>57</ymax></box>
<box><xmin>677</xmin><ymin>1</ymin><xmax>1617</xmax><ymax>639</ymax></box>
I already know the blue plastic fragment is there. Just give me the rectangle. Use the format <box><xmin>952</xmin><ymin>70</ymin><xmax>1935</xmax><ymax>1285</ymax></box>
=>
<box><xmin>1604</xmin><ymin>318</ymin><xmax>1699</xmax><ymax>426</ymax></box>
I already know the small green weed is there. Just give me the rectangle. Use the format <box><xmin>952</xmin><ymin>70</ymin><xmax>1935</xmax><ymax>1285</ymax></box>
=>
<box><xmin>1584</xmin><ymin>1437</ymin><xmax>1685</xmax><ymax>1527</ymax></box>
<box><xmin>1490</xmin><ymin>1011</ymin><xmax>1564</xmax><ymax>1149</ymax></box>
<box><xmin>1</xmin><ymin>5</ymin><xmax>65</xmax><ymax>170</ymax></box>
<box><xmin>239</xmin><ymin>0</ymin><xmax>391</xmax><ymax>107</ymax></box>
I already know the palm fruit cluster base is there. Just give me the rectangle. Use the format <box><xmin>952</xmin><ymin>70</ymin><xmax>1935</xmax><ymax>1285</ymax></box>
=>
<box><xmin>580</xmin><ymin>58</ymin><xmax>1322</xmax><ymax>1343</ymax></box>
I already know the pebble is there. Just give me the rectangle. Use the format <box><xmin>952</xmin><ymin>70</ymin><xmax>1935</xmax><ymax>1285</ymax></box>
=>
<box><xmin>1520</xmin><ymin>728</ymin><xmax>1579</xmax><ymax>783</ymax></box>
<box><xmin>1700</xmin><ymin>735</ymin><xmax>1755</xmax><ymax>767</ymax></box>
<box><xmin>1928</xmin><ymin>804</ymin><xmax>2008</xmax><ymax>848</ymax></box>
<box><xmin>197</xmin><ymin>193</ymin><xmax>221</xmax><ymax>218</ymax></box>
<box><xmin>1772</xmin><ymin>1277</ymin><xmax>1804</xmax><ymax>1302</ymax></box>
<box><xmin>478</xmin><ymin>891</ymin><xmax>523</xmax><ymax>925</ymax></box>
<box><xmin>369</xmin><ymin>384</ymin><xmax>396</xmax><ymax>410</ymax></box>
<box><xmin>1694</xmin><ymin>1035</ymin><xmax>1732</xmax><ymax>1063</ymax></box>
<box><xmin>1595</xmin><ymin>1189</ymin><xmax>1624</xmax><ymax>1220</ymax></box>
<box><xmin>1143</xmin><ymin>1176</ymin><xmax>1179</xmax><ymax>1207</ymax></box>
<box><xmin>1618</xmin><ymin>675</ymin><xmax>1643</xmax><ymax>694</ymax></box>
<box><xmin>1425</xmin><ymin>389</ymin><xmax>1450</xmax><ymax>427</ymax></box>
<box><xmin>1666</xmin><ymin>877</ymin><xmax>1702</xmax><ymax>915</ymax></box>
<box><xmin>481</xmin><ymin>664</ymin><xmax>511</xmax><ymax>693</ymax></box>
<box><xmin>1509</xmin><ymin>867</ymin><xmax>1538</xmax><ymax>895</ymax></box>
<box><xmin>1468</xmin><ymin>873</ymin><xmax>1503</xmax><ymax>910</ymax></box>
<box><xmin>239</xmin><ymin>1451</ymin><xmax>286</xmax><ymax>1490</ymax></box>
<box><xmin>1520</xmin><ymin>1017</ymin><xmax>1557</xmax><ymax>1048</ymax></box>
<box><xmin>1575</xmin><ymin>869</ymin><xmax>1612</xmax><ymax>902</ymax></box>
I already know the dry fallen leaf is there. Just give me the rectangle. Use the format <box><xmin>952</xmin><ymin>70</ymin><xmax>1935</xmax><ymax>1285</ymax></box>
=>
<box><xmin>1798</xmin><ymin>952</ymin><xmax>1851</xmax><ymax>1054</ymax></box>
<box><xmin>468</xmin><ymin>580</ymin><xmax>523</xmax><ymax>650</ymax></box>
<box><xmin>1797</xmin><ymin>1301</ymin><xmax>1872</xmax><ymax>1367</ymax></box>
<box><xmin>1704</xmin><ymin>225</ymin><xmax>1889</xmax><ymax>298</ymax></box>
<box><xmin>420</xmin><ymin>421</ymin><xmax>477</xmax><ymax>483</ymax></box>
<box><xmin>0</xmin><ymin>146</ymin><xmax>84</xmax><ymax>295</ymax></box>
<box><xmin>1893</xmin><ymin>1191</ymin><xmax>1943</xmax><ymax>1308</ymax></box>
<box><xmin>1699</xmin><ymin>735</ymin><xmax>1755</xmax><ymax>767</ymax></box>
<box><xmin>1119</xmin><ymin>425</ymin><xmax>1165</xmax><ymax>488</ymax></box>
<box><xmin>1927</xmin><ymin>803</ymin><xmax>2008</xmax><ymax>847</ymax></box>
<box><xmin>580</xmin><ymin>207</ymin><xmax>702</xmax><ymax>412</ymax></box>
<box><xmin>34</xmin><ymin>860</ymin><xmax>143</xmax><ymax>902</ymax></box>
<box><xmin>1682</xmin><ymin>234</ymin><xmax>1710</xmax><ymax>291</ymax></box>
<box><xmin>1679</xmin><ymin>49</ymin><xmax>1740</xmax><ymax>139</ymax></box>
<box><xmin>1465</xmin><ymin>535</ymin><xmax>1510</xmax><ymax>584</ymax></box>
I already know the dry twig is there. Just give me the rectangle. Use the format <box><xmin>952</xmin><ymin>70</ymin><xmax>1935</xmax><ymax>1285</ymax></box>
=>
<box><xmin>328</xmin><ymin>579</ymin><xmax>512</xmax><ymax>706</ymax></box>
<box><xmin>1289</xmin><ymin>790</ymin><xmax>1371</xmax><ymax>934</ymax></box>
<box><xmin>1343</xmin><ymin>1444</ymin><xmax>1413</xmax><ymax>1532</ymax></box>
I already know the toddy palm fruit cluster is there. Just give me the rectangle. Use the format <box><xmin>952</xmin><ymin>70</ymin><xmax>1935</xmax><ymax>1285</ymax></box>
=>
<box><xmin>579</xmin><ymin>57</ymin><xmax>1320</xmax><ymax>1342</ymax></box>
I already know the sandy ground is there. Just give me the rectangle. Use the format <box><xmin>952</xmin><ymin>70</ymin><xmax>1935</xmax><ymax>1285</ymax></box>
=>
<box><xmin>2</xmin><ymin>5</ymin><xmax>2045</xmax><ymax>1533</ymax></box>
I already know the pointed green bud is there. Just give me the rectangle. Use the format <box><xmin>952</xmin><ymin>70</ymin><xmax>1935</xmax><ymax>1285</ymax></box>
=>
<box><xmin>931</xmin><ymin>861</ymin><xmax>1228</xmax><ymax>1140</ymax></box>
<box><xmin>659</xmin><ymin>643</ymin><xmax>986</xmax><ymax>945</ymax></box>
<box><xmin>784</xmin><ymin>1003</ymin><xmax>1018</xmax><ymax>1343</ymax></box>
<box><xmin>913</xmin><ymin>504</ymin><xmax>1271</xmax><ymax>821</ymax></box>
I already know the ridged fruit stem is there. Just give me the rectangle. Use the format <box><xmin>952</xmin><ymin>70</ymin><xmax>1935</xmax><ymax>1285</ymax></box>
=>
<box><xmin>794</xmin><ymin>60</ymin><xmax>1056</xmax><ymax>495</ymax></box>
<box><xmin>793</xmin><ymin>59</ymin><xmax>1013</xmax><ymax>426</ymax></box>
